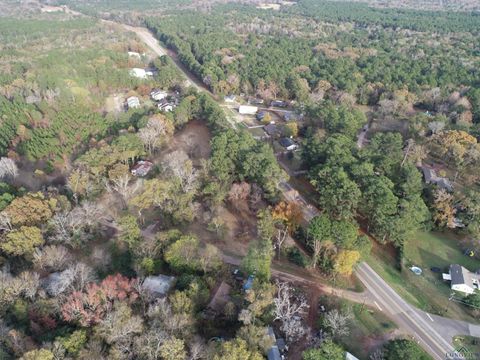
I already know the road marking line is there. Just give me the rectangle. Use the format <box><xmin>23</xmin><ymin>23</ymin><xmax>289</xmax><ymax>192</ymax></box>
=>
<box><xmin>426</xmin><ymin>313</ymin><xmax>434</xmax><ymax>322</ymax></box>
<box><xmin>356</xmin><ymin>265</ymin><xmax>451</xmax><ymax>359</ymax></box>
<box><xmin>374</xmin><ymin>301</ymin><xmax>383</xmax><ymax>311</ymax></box>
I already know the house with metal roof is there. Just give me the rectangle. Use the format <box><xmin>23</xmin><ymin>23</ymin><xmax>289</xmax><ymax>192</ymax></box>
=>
<box><xmin>420</xmin><ymin>165</ymin><xmax>453</xmax><ymax>192</ymax></box>
<box><xmin>279</xmin><ymin>137</ymin><xmax>298</xmax><ymax>151</ymax></box>
<box><xmin>126</xmin><ymin>96</ymin><xmax>140</xmax><ymax>109</ymax></box>
<box><xmin>443</xmin><ymin>264</ymin><xmax>480</xmax><ymax>294</ymax></box>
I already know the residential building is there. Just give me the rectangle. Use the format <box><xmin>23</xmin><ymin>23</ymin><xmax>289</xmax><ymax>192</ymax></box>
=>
<box><xmin>151</xmin><ymin>89</ymin><xmax>168</xmax><ymax>101</ymax></box>
<box><xmin>239</xmin><ymin>105</ymin><xmax>258</xmax><ymax>115</ymax></box>
<box><xmin>420</xmin><ymin>165</ymin><xmax>453</xmax><ymax>192</ymax></box>
<box><xmin>131</xmin><ymin>160</ymin><xmax>153</xmax><ymax>177</ymax></box>
<box><xmin>270</xmin><ymin>100</ymin><xmax>287</xmax><ymax>108</ymax></box>
<box><xmin>256</xmin><ymin>111</ymin><xmax>267</xmax><ymax>121</ymax></box>
<box><xmin>126</xmin><ymin>96</ymin><xmax>140</xmax><ymax>109</ymax></box>
<box><xmin>264</xmin><ymin>124</ymin><xmax>278</xmax><ymax>137</ymax></box>
<box><xmin>443</xmin><ymin>264</ymin><xmax>479</xmax><ymax>294</ymax></box>
<box><xmin>158</xmin><ymin>100</ymin><xmax>175</xmax><ymax>112</ymax></box>
<box><xmin>207</xmin><ymin>281</ymin><xmax>232</xmax><ymax>313</ymax></box>
<box><xmin>279</xmin><ymin>137</ymin><xmax>298</xmax><ymax>151</ymax></box>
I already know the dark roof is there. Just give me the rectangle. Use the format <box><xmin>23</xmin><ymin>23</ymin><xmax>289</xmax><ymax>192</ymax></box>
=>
<box><xmin>264</xmin><ymin>124</ymin><xmax>277</xmax><ymax>136</ymax></box>
<box><xmin>421</xmin><ymin>166</ymin><xmax>436</xmax><ymax>183</ymax></box>
<box><xmin>279</xmin><ymin>137</ymin><xmax>295</xmax><ymax>148</ymax></box>
<box><xmin>437</xmin><ymin>177</ymin><xmax>453</xmax><ymax>191</ymax></box>
<box><xmin>268</xmin><ymin>346</ymin><xmax>281</xmax><ymax>360</ymax></box>
<box><xmin>276</xmin><ymin>338</ymin><xmax>286</xmax><ymax>352</ymax></box>
<box><xmin>450</xmin><ymin>264</ymin><xmax>469</xmax><ymax>286</ymax></box>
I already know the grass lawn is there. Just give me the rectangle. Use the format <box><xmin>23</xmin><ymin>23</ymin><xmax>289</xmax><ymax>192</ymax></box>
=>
<box><xmin>367</xmin><ymin>230</ymin><xmax>480</xmax><ymax>322</ymax></box>
<box><xmin>320</xmin><ymin>296</ymin><xmax>398</xmax><ymax>359</ymax></box>
<box><xmin>452</xmin><ymin>335</ymin><xmax>480</xmax><ymax>356</ymax></box>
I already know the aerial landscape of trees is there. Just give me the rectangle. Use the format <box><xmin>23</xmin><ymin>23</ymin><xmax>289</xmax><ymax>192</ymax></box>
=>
<box><xmin>0</xmin><ymin>0</ymin><xmax>479</xmax><ymax>359</ymax></box>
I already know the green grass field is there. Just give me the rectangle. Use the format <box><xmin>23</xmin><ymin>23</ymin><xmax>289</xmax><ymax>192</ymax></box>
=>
<box><xmin>321</xmin><ymin>296</ymin><xmax>397</xmax><ymax>359</ymax></box>
<box><xmin>367</xmin><ymin>231</ymin><xmax>480</xmax><ymax>322</ymax></box>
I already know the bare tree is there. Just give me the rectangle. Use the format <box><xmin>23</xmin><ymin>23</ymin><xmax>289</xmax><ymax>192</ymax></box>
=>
<box><xmin>46</xmin><ymin>262</ymin><xmax>96</xmax><ymax>296</ymax></box>
<box><xmin>274</xmin><ymin>227</ymin><xmax>288</xmax><ymax>260</ymax></box>
<box><xmin>162</xmin><ymin>150</ymin><xmax>198</xmax><ymax>193</ymax></box>
<box><xmin>105</xmin><ymin>174</ymin><xmax>139</xmax><ymax>208</ymax></box>
<box><xmin>323</xmin><ymin>309</ymin><xmax>352</xmax><ymax>338</ymax></box>
<box><xmin>189</xmin><ymin>337</ymin><xmax>207</xmax><ymax>360</ymax></box>
<box><xmin>17</xmin><ymin>271</ymin><xmax>40</xmax><ymax>300</ymax></box>
<box><xmin>280</xmin><ymin>317</ymin><xmax>308</xmax><ymax>343</ymax></box>
<box><xmin>428</xmin><ymin>120</ymin><xmax>446</xmax><ymax>135</ymax></box>
<box><xmin>0</xmin><ymin>157</ymin><xmax>18</xmax><ymax>181</ymax></box>
<box><xmin>133</xmin><ymin>329</ymin><xmax>169</xmax><ymax>360</ymax></box>
<box><xmin>0</xmin><ymin>212</ymin><xmax>13</xmax><ymax>232</ymax></box>
<box><xmin>91</xmin><ymin>247</ymin><xmax>112</xmax><ymax>272</ymax></box>
<box><xmin>274</xmin><ymin>281</ymin><xmax>309</xmax><ymax>343</ymax></box>
<box><xmin>370</xmin><ymin>349</ymin><xmax>385</xmax><ymax>360</ymax></box>
<box><xmin>138</xmin><ymin>117</ymin><xmax>169</xmax><ymax>154</ymax></box>
<box><xmin>228</xmin><ymin>182</ymin><xmax>251</xmax><ymax>203</ymax></box>
<box><xmin>95</xmin><ymin>302</ymin><xmax>143</xmax><ymax>345</ymax></box>
<box><xmin>33</xmin><ymin>245</ymin><xmax>72</xmax><ymax>272</ymax></box>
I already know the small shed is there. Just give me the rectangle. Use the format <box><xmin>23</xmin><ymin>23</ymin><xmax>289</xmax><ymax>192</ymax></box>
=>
<box><xmin>224</xmin><ymin>95</ymin><xmax>236</xmax><ymax>103</ymax></box>
<box><xmin>128</xmin><ymin>51</ymin><xmax>141</xmax><ymax>59</ymax></box>
<box><xmin>142</xmin><ymin>275</ymin><xmax>175</xmax><ymax>298</ymax></box>
<box><xmin>129</xmin><ymin>68</ymin><xmax>147</xmax><ymax>79</ymax></box>
<box><xmin>131</xmin><ymin>160</ymin><xmax>153</xmax><ymax>177</ymax></box>
<box><xmin>126</xmin><ymin>96</ymin><xmax>140</xmax><ymax>109</ymax></box>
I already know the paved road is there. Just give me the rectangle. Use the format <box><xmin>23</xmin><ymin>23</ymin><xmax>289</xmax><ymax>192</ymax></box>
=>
<box><xmin>357</xmin><ymin>262</ymin><xmax>455</xmax><ymax>360</ymax></box>
<box><xmin>117</xmin><ymin>22</ymin><xmax>480</xmax><ymax>360</ymax></box>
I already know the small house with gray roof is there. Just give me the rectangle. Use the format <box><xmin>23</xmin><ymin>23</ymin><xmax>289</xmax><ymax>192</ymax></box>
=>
<box><xmin>443</xmin><ymin>264</ymin><xmax>479</xmax><ymax>294</ymax></box>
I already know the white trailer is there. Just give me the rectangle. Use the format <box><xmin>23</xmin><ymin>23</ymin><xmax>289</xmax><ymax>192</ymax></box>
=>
<box><xmin>238</xmin><ymin>105</ymin><xmax>258</xmax><ymax>115</ymax></box>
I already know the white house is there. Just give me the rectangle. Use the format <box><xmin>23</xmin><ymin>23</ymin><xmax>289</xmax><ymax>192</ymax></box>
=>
<box><xmin>129</xmin><ymin>68</ymin><xmax>147</xmax><ymax>79</ymax></box>
<box><xmin>126</xmin><ymin>96</ymin><xmax>140</xmax><ymax>109</ymax></box>
<box><xmin>443</xmin><ymin>264</ymin><xmax>479</xmax><ymax>294</ymax></box>
<box><xmin>151</xmin><ymin>90</ymin><xmax>168</xmax><ymax>101</ymax></box>
<box><xmin>238</xmin><ymin>105</ymin><xmax>258</xmax><ymax>115</ymax></box>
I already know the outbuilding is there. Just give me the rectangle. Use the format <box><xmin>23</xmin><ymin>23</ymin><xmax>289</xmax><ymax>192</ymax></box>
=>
<box><xmin>131</xmin><ymin>160</ymin><xmax>153</xmax><ymax>177</ymax></box>
<box><xmin>126</xmin><ymin>96</ymin><xmax>140</xmax><ymax>109</ymax></box>
<box><xmin>129</xmin><ymin>68</ymin><xmax>147</xmax><ymax>79</ymax></box>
